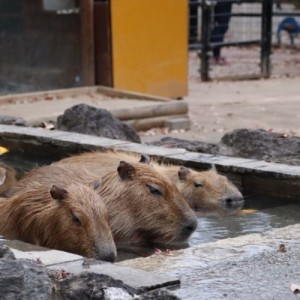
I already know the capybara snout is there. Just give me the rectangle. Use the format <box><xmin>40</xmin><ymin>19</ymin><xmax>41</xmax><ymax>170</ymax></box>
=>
<box><xmin>221</xmin><ymin>195</ymin><xmax>244</xmax><ymax>212</ymax></box>
<box><xmin>179</xmin><ymin>216</ymin><xmax>198</xmax><ymax>241</ymax></box>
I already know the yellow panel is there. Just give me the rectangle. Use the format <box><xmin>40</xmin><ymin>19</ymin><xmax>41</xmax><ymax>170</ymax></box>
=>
<box><xmin>111</xmin><ymin>0</ymin><xmax>188</xmax><ymax>98</ymax></box>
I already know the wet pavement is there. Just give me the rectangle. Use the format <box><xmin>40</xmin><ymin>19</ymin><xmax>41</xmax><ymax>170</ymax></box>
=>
<box><xmin>118</xmin><ymin>224</ymin><xmax>300</xmax><ymax>299</ymax></box>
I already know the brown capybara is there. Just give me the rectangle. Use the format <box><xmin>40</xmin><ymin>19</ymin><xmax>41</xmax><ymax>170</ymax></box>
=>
<box><xmin>155</xmin><ymin>165</ymin><xmax>244</xmax><ymax>216</ymax></box>
<box><xmin>13</xmin><ymin>161</ymin><xmax>198</xmax><ymax>248</ymax></box>
<box><xmin>57</xmin><ymin>151</ymin><xmax>244</xmax><ymax>215</ymax></box>
<box><xmin>1</xmin><ymin>181</ymin><xmax>117</xmax><ymax>262</ymax></box>
<box><xmin>0</xmin><ymin>162</ymin><xmax>17</xmax><ymax>197</ymax></box>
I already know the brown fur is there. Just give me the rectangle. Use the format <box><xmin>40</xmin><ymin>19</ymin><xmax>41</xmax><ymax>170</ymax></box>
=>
<box><xmin>13</xmin><ymin>161</ymin><xmax>197</xmax><ymax>248</ymax></box>
<box><xmin>158</xmin><ymin>165</ymin><xmax>243</xmax><ymax>215</ymax></box>
<box><xmin>57</xmin><ymin>151</ymin><xmax>243</xmax><ymax>215</ymax></box>
<box><xmin>0</xmin><ymin>162</ymin><xmax>17</xmax><ymax>197</ymax></box>
<box><xmin>2</xmin><ymin>178</ymin><xmax>116</xmax><ymax>262</ymax></box>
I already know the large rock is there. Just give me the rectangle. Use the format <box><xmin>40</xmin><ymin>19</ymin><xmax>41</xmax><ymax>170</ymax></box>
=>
<box><xmin>0</xmin><ymin>115</ymin><xmax>29</xmax><ymax>127</ymax></box>
<box><xmin>220</xmin><ymin>128</ymin><xmax>300</xmax><ymax>165</ymax></box>
<box><xmin>0</xmin><ymin>243</ymin><xmax>179</xmax><ymax>300</ymax></box>
<box><xmin>150</xmin><ymin>129</ymin><xmax>300</xmax><ymax>165</ymax></box>
<box><xmin>0</xmin><ymin>246</ymin><xmax>53</xmax><ymax>299</ymax></box>
<box><xmin>56</xmin><ymin>104</ymin><xmax>141</xmax><ymax>143</ymax></box>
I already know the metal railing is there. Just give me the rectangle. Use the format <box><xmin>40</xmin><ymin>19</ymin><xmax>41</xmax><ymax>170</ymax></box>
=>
<box><xmin>189</xmin><ymin>0</ymin><xmax>300</xmax><ymax>81</ymax></box>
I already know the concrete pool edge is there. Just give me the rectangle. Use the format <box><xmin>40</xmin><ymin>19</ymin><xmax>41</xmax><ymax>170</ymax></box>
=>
<box><xmin>0</xmin><ymin>124</ymin><xmax>299</xmax><ymax>199</ymax></box>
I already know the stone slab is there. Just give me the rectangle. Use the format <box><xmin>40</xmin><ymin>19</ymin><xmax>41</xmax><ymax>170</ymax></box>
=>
<box><xmin>118</xmin><ymin>224</ymin><xmax>300</xmax><ymax>299</ymax></box>
<box><xmin>165</xmin><ymin>118</ymin><xmax>191</xmax><ymax>131</ymax></box>
<box><xmin>47</xmin><ymin>260</ymin><xmax>180</xmax><ymax>293</ymax></box>
<box><xmin>0</xmin><ymin>239</ymin><xmax>180</xmax><ymax>295</ymax></box>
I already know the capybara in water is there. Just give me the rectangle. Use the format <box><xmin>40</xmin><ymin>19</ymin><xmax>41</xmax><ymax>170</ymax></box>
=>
<box><xmin>0</xmin><ymin>162</ymin><xmax>17</xmax><ymax>197</ymax></box>
<box><xmin>57</xmin><ymin>151</ymin><xmax>244</xmax><ymax>215</ymax></box>
<box><xmin>1</xmin><ymin>181</ymin><xmax>117</xmax><ymax>262</ymax></box>
<box><xmin>157</xmin><ymin>165</ymin><xmax>244</xmax><ymax>215</ymax></box>
<box><xmin>13</xmin><ymin>161</ymin><xmax>197</xmax><ymax>248</ymax></box>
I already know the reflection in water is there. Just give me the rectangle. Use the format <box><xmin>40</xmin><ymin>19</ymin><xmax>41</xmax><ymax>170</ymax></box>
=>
<box><xmin>189</xmin><ymin>204</ymin><xmax>300</xmax><ymax>246</ymax></box>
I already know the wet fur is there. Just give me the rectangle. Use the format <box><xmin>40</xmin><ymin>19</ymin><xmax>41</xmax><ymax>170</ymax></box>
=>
<box><xmin>2</xmin><ymin>179</ymin><xmax>116</xmax><ymax>261</ymax></box>
<box><xmin>0</xmin><ymin>163</ymin><xmax>18</xmax><ymax>197</ymax></box>
<box><xmin>13</xmin><ymin>161</ymin><xmax>197</xmax><ymax>247</ymax></box>
<box><xmin>58</xmin><ymin>151</ymin><xmax>243</xmax><ymax>215</ymax></box>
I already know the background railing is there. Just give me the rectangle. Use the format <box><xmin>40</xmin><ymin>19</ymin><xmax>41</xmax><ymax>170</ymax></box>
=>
<box><xmin>189</xmin><ymin>0</ymin><xmax>300</xmax><ymax>81</ymax></box>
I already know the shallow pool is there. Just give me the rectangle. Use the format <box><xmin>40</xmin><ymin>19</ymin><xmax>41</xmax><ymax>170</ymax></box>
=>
<box><xmin>190</xmin><ymin>201</ymin><xmax>300</xmax><ymax>246</ymax></box>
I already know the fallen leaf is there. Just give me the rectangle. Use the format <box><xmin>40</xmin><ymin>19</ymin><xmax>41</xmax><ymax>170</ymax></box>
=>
<box><xmin>36</xmin><ymin>257</ymin><xmax>43</xmax><ymax>264</ymax></box>
<box><xmin>39</xmin><ymin>122</ymin><xmax>55</xmax><ymax>130</ymax></box>
<box><xmin>291</xmin><ymin>284</ymin><xmax>300</xmax><ymax>294</ymax></box>
<box><xmin>45</xmin><ymin>95</ymin><xmax>54</xmax><ymax>100</ymax></box>
<box><xmin>55</xmin><ymin>269</ymin><xmax>70</xmax><ymax>280</ymax></box>
<box><xmin>0</xmin><ymin>146</ymin><xmax>9</xmax><ymax>155</ymax></box>
<box><xmin>279</xmin><ymin>244</ymin><xmax>287</xmax><ymax>253</ymax></box>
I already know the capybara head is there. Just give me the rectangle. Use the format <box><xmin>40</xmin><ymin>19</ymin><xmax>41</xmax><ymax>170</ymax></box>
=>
<box><xmin>100</xmin><ymin>160</ymin><xmax>198</xmax><ymax>247</ymax></box>
<box><xmin>5</xmin><ymin>182</ymin><xmax>117</xmax><ymax>262</ymax></box>
<box><xmin>0</xmin><ymin>163</ymin><xmax>17</xmax><ymax>197</ymax></box>
<box><xmin>177</xmin><ymin>166</ymin><xmax>244</xmax><ymax>215</ymax></box>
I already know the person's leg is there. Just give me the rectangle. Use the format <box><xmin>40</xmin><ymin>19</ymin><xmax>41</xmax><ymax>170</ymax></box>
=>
<box><xmin>210</xmin><ymin>1</ymin><xmax>232</xmax><ymax>60</ymax></box>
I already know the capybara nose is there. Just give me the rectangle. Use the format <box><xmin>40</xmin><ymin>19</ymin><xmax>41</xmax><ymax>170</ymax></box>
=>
<box><xmin>223</xmin><ymin>197</ymin><xmax>244</xmax><ymax>209</ymax></box>
<box><xmin>98</xmin><ymin>251</ymin><xmax>117</xmax><ymax>263</ymax></box>
<box><xmin>181</xmin><ymin>218</ymin><xmax>198</xmax><ymax>240</ymax></box>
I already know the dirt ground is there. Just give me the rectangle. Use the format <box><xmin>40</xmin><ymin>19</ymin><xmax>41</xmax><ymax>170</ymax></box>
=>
<box><xmin>1</xmin><ymin>49</ymin><xmax>300</xmax><ymax>146</ymax></box>
<box><xmin>140</xmin><ymin>69</ymin><xmax>300</xmax><ymax>144</ymax></box>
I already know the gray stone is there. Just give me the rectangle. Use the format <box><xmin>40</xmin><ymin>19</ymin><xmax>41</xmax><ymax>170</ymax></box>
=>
<box><xmin>138</xmin><ymin>288</ymin><xmax>180</xmax><ymax>299</ymax></box>
<box><xmin>165</xmin><ymin>118</ymin><xmax>191</xmax><ymax>131</ymax></box>
<box><xmin>0</xmin><ymin>248</ymin><xmax>53</xmax><ymax>299</ymax></box>
<box><xmin>47</xmin><ymin>259</ymin><xmax>180</xmax><ymax>293</ymax></box>
<box><xmin>56</xmin><ymin>104</ymin><xmax>141</xmax><ymax>143</ymax></box>
<box><xmin>150</xmin><ymin>129</ymin><xmax>300</xmax><ymax>166</ymax></box>
<box><xmin>0</xmin><ymin>115</ymin><xmax>29</xmax><ymax>127</ymax></box>
<box><xmin>52</xmin><ymin>271</ymin><xmax>136</xmax><ymax>299</ymax></box>
<box><xmin>150</xmin><ymin>136</ymin><xmax>218</xmax><ymax>154</ymax></box>
<box><xmin>220</xmin><ymin>128</ymin><xmax>300</xmax><ymax>165</ymax></box>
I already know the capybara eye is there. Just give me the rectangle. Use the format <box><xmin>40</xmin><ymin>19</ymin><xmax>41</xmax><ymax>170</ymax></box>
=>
<box><xmin>147</xmin><ymin>185</ymin><xmax>162</xmax><ymax>196</ymax></box>
<box><xmin>72</xmin><ymin>213</ymin><xmax>81</xmax><ymax>225</ymax></box>
<box><xmin>194</xmin><ymin>182</ymin><xmax>203</xmax><ymax>188</ymax></box>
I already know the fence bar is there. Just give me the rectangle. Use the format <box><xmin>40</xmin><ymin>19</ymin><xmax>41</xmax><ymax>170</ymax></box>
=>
<box><xmin>200</xmin><ymin>0</ymin><xmax>211</xmax><ymax>81</ymax></box>
<box><xmin>261</xmin><ymin>0</ymin><xmax>273</xmax><ymax>79</ymax></box>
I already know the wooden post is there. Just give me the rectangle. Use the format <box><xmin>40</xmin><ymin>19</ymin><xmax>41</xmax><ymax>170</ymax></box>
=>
<box><xmin>80</xmin><ymin>0</ymin><xmax>95</xmax><ymax>85</ymax></box>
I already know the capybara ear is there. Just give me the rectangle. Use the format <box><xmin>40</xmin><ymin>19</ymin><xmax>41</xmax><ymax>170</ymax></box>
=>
<box><xmin>0</xmin><ymin>167</ymin><xmax>6</xmax><ymax>185</ymax></box>
<box><xmin>139</xmin><ymin>154</ymin><xmax>151</xmax><ymax>164</ymax></box>
<box><xmin>178</xmin><ymin>166</ymin><xmax>190</xmax><ymax>181</ymax></box>
<box><xmin>117</xmin><ymin>161</ymin><xmax>136</xmax><ymax>180</ymax></box>
<box><xmin>50</xmin><ymin>185</ymin><xmax>68</xmax><ymax>202</ymax></box>
<box><xmin>93</xmin><ymin>180</ymin><xmax>101</xmax><ymax>190</ymax></box>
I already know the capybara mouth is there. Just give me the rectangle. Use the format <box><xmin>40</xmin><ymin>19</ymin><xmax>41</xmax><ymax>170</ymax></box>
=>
<box><xmin>177</xmin><ymin>217</ymin><xmax>198</xmax><ymax>242</ymax></box>
<box><xmin>93</xmin><ymin>250</ymin><xmax>117</xmax><ymax>263</ymax></box>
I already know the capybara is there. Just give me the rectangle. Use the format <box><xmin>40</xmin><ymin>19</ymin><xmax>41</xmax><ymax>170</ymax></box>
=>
<box><xmin>13</xmin><ymin>161</ymin><xmax>198</xmax><ymax>248</ymax></box>
<box><xmin>1</xmin><ymin>181</ymin><xmax>117</xmax><ymax>262</ymax></box>
<box><xmin>156</xmin><ymin>165</ymin><xmax>244</xmax><ymax>215</ymax></box>
<box><xmin>57</xmin><ymin>151</ymin><xmax>244</xmax><ymax>215</ymax></box>
<box><xmin>0</xmin><ymin>162</ymin><xmax>17</xmax><ymax>197</ymax></box>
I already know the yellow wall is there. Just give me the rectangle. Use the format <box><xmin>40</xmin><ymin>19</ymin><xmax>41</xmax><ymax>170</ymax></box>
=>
<box><xmin>110</xmin><ymin>0</ymin><xmax>188</xmax><ymax>98</ymax></box>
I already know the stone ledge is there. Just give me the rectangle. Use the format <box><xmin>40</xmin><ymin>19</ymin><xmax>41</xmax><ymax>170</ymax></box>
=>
<box><xmin>0</xmin><ymin>125</ymin><xmax>299</xmax><ymax>198</ymax></box>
